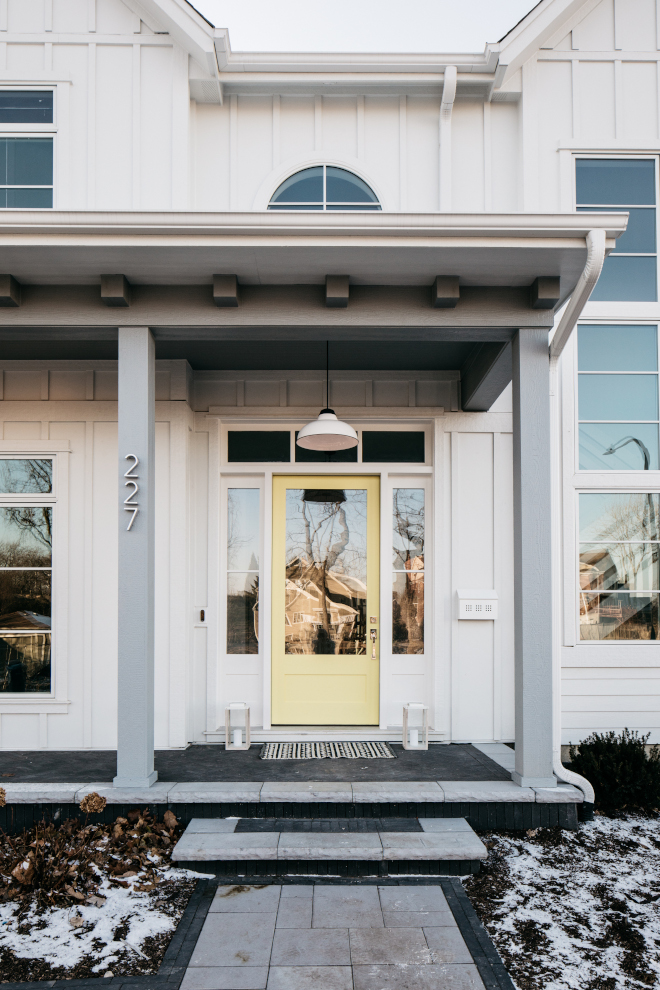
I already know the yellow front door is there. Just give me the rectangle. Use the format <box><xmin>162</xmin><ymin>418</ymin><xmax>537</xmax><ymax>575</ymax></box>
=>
<box><xmin>271</xmin><ymin>475</ymin><xmax>380</xmax><ymax>725</ymax></box>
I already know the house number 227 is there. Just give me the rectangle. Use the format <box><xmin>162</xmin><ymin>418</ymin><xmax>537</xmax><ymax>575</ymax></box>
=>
<box><xmin>123</xmin><ymin>454</ymin><xmax>139</xmax><ymax>531</ymax></box>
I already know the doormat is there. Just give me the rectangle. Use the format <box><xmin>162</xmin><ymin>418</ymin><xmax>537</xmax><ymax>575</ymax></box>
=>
<box><xmin>260</xmin><ymin>741</ymin><xmax>396</xmax><ymax>760</ymax></box>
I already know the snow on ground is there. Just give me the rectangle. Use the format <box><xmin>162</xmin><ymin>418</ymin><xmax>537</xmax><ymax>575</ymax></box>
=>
<box><xmin>465</xmin><ymin>816</ymin><xmax>660</xmax><ymax>990</ymax></box>
<box><xmin>0</xmin><ymin>867</ymin><xmax>210</xmax><ymax>977</ymax></box>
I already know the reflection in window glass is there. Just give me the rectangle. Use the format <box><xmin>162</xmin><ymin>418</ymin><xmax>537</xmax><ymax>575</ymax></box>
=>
<box><xmin>392</xmin><ymin>489</ymin><xmax>424</xmax><ymax>654</ymax></box>
<box><xmin>576</xmin><ymin>159</ymin><xmax>657</xmax><ymax>301</ymax></box>
<box><xmin>285</xmin><ymin>489</ymin><xmax>367</xmax><ymax>655</ymax></box>
<box><xmin>577</xmin><ymin>326</ymin><xmax>660</xmax><ymax>470</ymax></box>
<box><xmin>0</xmin><ymin>459</ymin><xmax>52</xmax><ymax>494</ymax></box>
<box><xmin>0</xmin><ymin>505</ymin><xmax>51</xmax><ymax>692</ymax></box>
<box><xmin>268</xmin><ymin>165</ymin><xmax>381</xmax><ymax>211</ymax></box>
<box><xmin>226</xmin><ymin>490</ymin><xmax>260</xmax><ymax>654</ymax></box>
<box><xmin>579</xmin><ymin>493</ymin><xmax>660</xmax><ymax>640</ymax></box>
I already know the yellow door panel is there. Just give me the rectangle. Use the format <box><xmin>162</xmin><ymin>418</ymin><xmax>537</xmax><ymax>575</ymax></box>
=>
<box><xmin>272</xmin><ymin>475</ymin><xmax>380</xmax><ymax>725</ymax></box>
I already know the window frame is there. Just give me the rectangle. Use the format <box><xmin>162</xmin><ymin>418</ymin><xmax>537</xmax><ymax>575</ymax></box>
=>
<box><xmin>0</xmin><ymin>452</ymin><xmax>64</xmax><ymax>703</ymax></box>
<box><xmin>0</xmin><ymin>86</ymin><xmax>56</xmax><ymax>210</ymax></box>
<box><xmin>223</xmin><ymin>424</ymin><xmax>431</xmax><ymax>467</ymax></box>
<box><xmin>575</xmin><ymin>488</ymin><xmax>660</xmax><ymax>644</ymax></box>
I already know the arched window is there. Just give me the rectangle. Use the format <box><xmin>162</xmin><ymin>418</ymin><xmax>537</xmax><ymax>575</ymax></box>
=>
<box><xmin>268</xmin><ymin>166</ymin><xmax>381</xmax><ymax>211</ymax></box>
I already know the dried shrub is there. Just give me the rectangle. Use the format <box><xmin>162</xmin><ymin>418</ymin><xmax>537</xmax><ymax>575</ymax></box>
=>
<box><xmin>0</xmin><ymin>810</ymin><xmax>181</xmax><ymax>910</ymax></box>
<box><xmin>79</xmin><ymin>792</ymin><xmax>107</xmax><ymax>814</ymax></box>
<box><xmin>569</xmin><ymin>729</ymin><xmax>660</xmax><ymax>814</ymax></box>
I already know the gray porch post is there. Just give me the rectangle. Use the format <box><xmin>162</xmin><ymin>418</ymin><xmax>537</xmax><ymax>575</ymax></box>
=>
<box><xmin>114</xmin><ymin>327</ymin><xmax>157</xmax><ymax>788</ymax></box>
<box><xmin>512</xmin><ymin>328</ymin><xmax>556</xmax><ymax>787</ymax></box>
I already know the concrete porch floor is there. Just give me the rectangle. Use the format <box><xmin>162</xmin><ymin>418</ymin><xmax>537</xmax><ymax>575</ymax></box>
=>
<box><xmin>0</xmin><ymin>743</ymin><xmax>512</xmax><ymax>784</ymax></box>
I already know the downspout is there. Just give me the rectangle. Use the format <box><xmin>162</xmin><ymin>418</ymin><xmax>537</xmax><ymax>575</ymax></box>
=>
<box><xmin>548</xmin><ymin>229</ymin><xmax>605</xmax><ymax>819</ymax></box>
<box><xmin>439</xmin><ymin>65</ymin><xmax>457</xmax><ymax>212</ymax></box>
<box><xmin>549</xmin><ymin>228</ymin><xmax>607</xmax><ymax>359</ymax></box>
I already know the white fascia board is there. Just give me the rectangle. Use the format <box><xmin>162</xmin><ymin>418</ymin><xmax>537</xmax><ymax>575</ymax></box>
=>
<box><xmin>122</xmin><ymin>0</ymin><xmax>218</xmax><ymax>76</ymax></box>
<box><xmin>498</xmin><ymin>0</ymin><xmax>594</xmax><ymax>77</ymax></box>
<box><xmin>213</xmin><ymin>32</ymin><xmax>498</xmax><ymax>80</ymax></box>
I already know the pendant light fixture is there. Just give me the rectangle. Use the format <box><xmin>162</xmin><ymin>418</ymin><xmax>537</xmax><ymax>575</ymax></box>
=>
<box><xmin>296</xmin><ymin>342</ymin><xmax>358</xmax><ymax>452</ymax></box>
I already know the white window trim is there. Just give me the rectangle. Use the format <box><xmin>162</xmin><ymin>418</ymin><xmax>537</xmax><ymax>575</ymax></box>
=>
<box><xmin>0</xmin><ymin>441</ymin><xmax>70</xmax><ymax>712</ymax></box>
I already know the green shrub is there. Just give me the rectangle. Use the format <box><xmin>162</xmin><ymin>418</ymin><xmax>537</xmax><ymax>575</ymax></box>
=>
<box><xmin>569</xmin><ymin>729</ymin><xmax>660</xmax><ymax>814</ymax></box>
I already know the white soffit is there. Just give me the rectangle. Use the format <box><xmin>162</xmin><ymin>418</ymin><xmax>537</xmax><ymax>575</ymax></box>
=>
<box><xmin>0</xmin><ymin>211</ymin><xmax>626</xmax><ymax>287</ymax></box>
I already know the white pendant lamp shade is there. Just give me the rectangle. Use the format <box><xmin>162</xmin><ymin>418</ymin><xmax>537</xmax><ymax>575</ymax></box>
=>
<box><xmin>296</xmin><ymin>408</ymin><xmax>358</xmax><ymax>451</ymax></box>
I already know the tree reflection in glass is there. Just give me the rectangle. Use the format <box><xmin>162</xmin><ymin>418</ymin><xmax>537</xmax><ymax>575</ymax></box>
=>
<box><xmin>226</xmin><ymin>489</ymin><xmax>259</xmax><ymax>654</ymax></box>
<box><xmin>579</xmin><ymin>493</ymin><xmax>660</xmax><ymax>639</ymax></box>
<box><xmin>285</xmin><ymin>489</ymin><xmax>367</xmax><ymax>655</ymax></box>
<box><xmin>392</xmin><ymin>489</ymin><xmax>424</xmax><ymax>654</ymax></box>
<box><xmin>0</xmin><ymin>498</ymin><xmax>51</xmax><ymax>693</ymax></box>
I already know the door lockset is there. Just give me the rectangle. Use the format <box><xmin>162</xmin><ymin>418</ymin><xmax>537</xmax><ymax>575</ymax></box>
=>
<box><xmin>370</xmin><ymin>627</ymin><xmax>377</xmax><ymax>658</ymax></box>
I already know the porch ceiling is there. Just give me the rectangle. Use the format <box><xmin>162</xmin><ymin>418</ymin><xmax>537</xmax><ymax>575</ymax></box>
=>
<box><xmin>0</xmin><ymin>210</ymin><xmax>625</xmax><ymax>296</ymax></box>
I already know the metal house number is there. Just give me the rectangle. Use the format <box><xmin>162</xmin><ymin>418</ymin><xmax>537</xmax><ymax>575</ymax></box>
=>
<box><xmin>123</xmin><ymin>454</ymin><xmax>139</xmax><ymax>531</ymax></box>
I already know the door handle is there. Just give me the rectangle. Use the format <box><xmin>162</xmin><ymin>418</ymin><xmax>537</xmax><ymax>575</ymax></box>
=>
<box><xmin>370</xmin><ymin>627</ymin><xmax>377</xmax><ymax>658</ymax></box>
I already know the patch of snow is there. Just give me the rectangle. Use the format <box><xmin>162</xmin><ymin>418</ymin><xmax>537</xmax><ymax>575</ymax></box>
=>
<box><xmin>0</xmin><ymin>867</ymin><xmax>208</xmax><ymax>973</ymax></box>
<box><xmin>467</xmin><ymin>816</ymin><xmax>660</xmax><ymax>990</ymax></box>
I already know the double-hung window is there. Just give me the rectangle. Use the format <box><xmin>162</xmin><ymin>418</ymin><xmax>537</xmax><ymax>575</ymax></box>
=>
<box><xmin>579</xmin><ymin>492</ymin><xmax>659</xmax><ymax>640</ymax></box>
<box><xmin>0</xmin><ymin>459</ymin><xmax>53</xmax><ymax>693</ymax></box>
<box><xmin>578</xmin><ymin>324</ymin><xmax>660</xmax><ymax>470</ymax></box>
<box><xmin>0</xmin><ymin>91</ymin><xmax>53</xmax><ymax>208</ymax></box>
<box><xmin>576</xmin><ymin>158</ymin><xmax>657</xmax><ymax>301</ymax></box>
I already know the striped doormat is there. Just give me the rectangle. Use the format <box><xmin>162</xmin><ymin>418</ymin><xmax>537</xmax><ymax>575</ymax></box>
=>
<box><xmin>260</xmin><ymin>741</ymin><xmax>396</xmax><ymax>760</ymax></box>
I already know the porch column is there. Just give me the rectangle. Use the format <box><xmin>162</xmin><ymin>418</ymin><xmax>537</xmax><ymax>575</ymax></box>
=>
<box><xmin>512</xmin><ymin>328</ymin><xmax>556</xmax><ymax>787</ymax></box>
<box><xmin>114</xmin><ymin>327</ymin><xmax>157</xmax><ymax>787</ymax></box>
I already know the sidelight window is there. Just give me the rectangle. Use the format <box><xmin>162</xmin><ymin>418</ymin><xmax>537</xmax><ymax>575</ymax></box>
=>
<box><xmin>226</xmin><ymin>488</ymin><xmax>260</xmax><ymax>654</ymax></box>
<box><xmin>392</xmin><ymin>489</ymin><xmax>425</xmax><ymax>654</ymax></box>
<box><xmin>0</xmin><ymin>458</ymin><xmax>53</xmax><ymax>693</ymax></box>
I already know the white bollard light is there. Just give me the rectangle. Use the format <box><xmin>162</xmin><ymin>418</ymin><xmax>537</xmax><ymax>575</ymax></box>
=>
<box><xmin>225</xmin><ymin>702</ymin><xmax>251</xmax><ymax>751</ymax></box>
<box><xmin>402</xmin><ymin>703</ymin><xmax>429</xmax><ymax>751</ymax></box>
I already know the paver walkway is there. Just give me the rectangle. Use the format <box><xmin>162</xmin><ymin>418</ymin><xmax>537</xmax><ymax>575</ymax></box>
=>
<box><xmin>180</xmin><ymin>883</ymin><xmax>486</xmax><ymax>990</ymax></box>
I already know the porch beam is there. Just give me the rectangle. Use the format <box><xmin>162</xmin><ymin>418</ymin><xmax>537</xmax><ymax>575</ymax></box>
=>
<box><xmin>512</xmin><ymin>328</ymin><xmax>555</xmax><ymax>788</ymax></box>
<box><xmin>460</xmin><ymin>341</ymin><xmax>511</xmax><ymax>411</ymax></box>
<box><xmin>114</xmin><ymin>326</ymin><xmax>157</xmax><ymax>788</ymax></box>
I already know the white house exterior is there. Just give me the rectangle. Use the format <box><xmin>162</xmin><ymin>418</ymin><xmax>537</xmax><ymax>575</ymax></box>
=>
<box><xmin>0</xmin><ymin>0</ymin><xmax>656</xmax><ymax>792</ymax></box>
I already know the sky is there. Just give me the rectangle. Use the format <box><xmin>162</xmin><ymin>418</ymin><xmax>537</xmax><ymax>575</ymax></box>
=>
<box><xmin>190</xmin><ymin>0</ymin><xmax>539</xmax><ymax>54</ymax></box>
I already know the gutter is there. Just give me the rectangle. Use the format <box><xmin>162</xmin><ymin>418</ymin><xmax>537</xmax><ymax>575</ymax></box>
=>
<box><xmin>549</xmin><ymin>228</ymin><xmax>607</xmax><ymax>358</ymax></box>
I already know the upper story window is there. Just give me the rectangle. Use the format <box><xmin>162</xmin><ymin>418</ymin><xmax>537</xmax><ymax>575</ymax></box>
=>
<box><xmin>578</xmin><ymin>324</ymin><xmax>660</xmax><ymax>470</ymax></box>
<box><xmin>268</xmin><ymin>166</ymin><xmax>381</xmax><ymax>211</ymax></box>
<box><xmin>0</xmin><ymin>91</ymin><xmax>54</xmax><ymax>209</ymax></box>
<box><xmin>577</xmin><ymin>159</ymin><xmax>657</xmax><ymax>301</ymax></box>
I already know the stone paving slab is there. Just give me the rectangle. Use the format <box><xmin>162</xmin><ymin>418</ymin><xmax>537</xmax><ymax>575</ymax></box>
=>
<box><xmin>186</xmin><ymin>818</ymin><xmax>238</xmax><ymax>833</ymax></box>
<box><xmin>353</xmin><ymin>963</ymin><xmax>486</xmax><ymax>989</ymax></box>
<box><xmin>278</xmin><ymin>831</ymin><xmax>383</xmax><ymax>860</ymax></box>
<box><xmin>271</xmin><ymin>928</ymin><xmax>351</xmax><ymax>966</ymax></box>
<box><xmin>352</xmin><ymin>782</ymin><xmax>444</xmax><ymax>803</ymax></box>
<box><xmin>418</xmin><ymin>817</ymin><xmax>473</xmax><ymax>832</ymax></box>
<box><xmin>173</xmin><ymin>832</ymin><xmax>279</xmax><ymax>862</ymax></box>
<box><xmin>188</xmin><ymin>912</ymin><xmax>277</xmax><ymax>968</ymax></box>
<box><xmin>260</xmin><ymin>782</ymin><xmax>353</xmax><ymax>802</ymax></box>
<box><xmin>380</xmin><ymin>832</ymin><xmax>488</xmax><ymax>861</ymax></box>
<box><xmin>438</xmin><ymin>780</ymin><xmax>536</xmax><ymax>803</ymax></box>
<box><xmin>210</xmin><ymin>885</ymin><xmax>281</xmax><ymax>914</ymax></box>
<box><xmin>266</xmin><ymin>967</ymin><xmax>353</xmax><ymax>990</ymax></box>
<box><xmin>312</xmin><ymin>886</ymin><xmax>385</xmax><ymax>928</ymax></box>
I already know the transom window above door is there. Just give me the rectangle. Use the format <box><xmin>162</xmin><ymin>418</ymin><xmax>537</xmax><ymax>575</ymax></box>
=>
<box><xmin>268</xmin><ymin>166</ymin><xmax>381</xmax><ymax>211</ymax></box>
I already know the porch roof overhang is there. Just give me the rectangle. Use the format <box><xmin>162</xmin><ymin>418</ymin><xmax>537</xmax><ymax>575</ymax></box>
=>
<box><xmin>0</xmin><ymin>210</ymin><xmax>625</xmax><ymax>295</ymax></box>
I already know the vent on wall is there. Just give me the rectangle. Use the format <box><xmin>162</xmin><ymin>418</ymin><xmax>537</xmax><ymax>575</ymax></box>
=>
<box><xmin>456</xmin><ymin>590</ymin><xmax>498</xmax><ymax>620</ymax></box>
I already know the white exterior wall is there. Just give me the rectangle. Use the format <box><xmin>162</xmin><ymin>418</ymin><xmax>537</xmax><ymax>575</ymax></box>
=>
<box><xmin>1</xmin><ymin>0</ymin><xmax>659</xmax><ymax>748</ymax></box>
